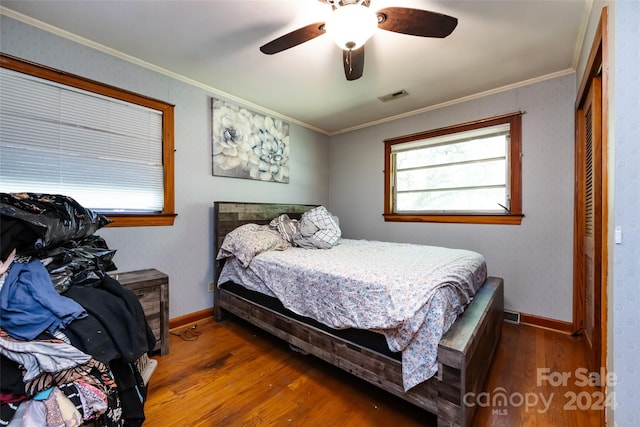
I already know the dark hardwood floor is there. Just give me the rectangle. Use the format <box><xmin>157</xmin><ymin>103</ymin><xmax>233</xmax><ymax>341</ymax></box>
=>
<box><xmin>143</xmin><ymin>317</ymin><xmax>603</xmax><ymax>426</ymax></box>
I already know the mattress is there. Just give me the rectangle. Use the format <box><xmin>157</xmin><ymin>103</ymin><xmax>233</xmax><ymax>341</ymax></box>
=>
<box><xmin>218</xmin><ymin>238</ymin><xmax>487</xmax><ymax>390</ymax></box>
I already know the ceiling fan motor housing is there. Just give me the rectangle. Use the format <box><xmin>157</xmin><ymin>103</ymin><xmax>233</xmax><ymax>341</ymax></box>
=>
<box><xmin>324</xmin><ymin>2</ymin><xmax>378</xmax><ymax>50</ymax></box>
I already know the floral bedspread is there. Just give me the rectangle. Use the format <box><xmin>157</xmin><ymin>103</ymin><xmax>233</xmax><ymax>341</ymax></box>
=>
<box><xmin>218</xmin><ymin>238</ymin><xmax>487</xmax><ymax>390</ymax></box>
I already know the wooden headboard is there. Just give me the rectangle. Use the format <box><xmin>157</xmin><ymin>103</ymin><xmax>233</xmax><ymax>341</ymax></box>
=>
<box><xmin>213</xmin><ymin>201</ymin><xmax>317</xmax><ymax>282</ymax></box>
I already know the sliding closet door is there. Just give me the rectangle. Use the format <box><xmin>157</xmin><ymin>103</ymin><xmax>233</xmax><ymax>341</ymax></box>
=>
<box><xmin>576</xmin><ymin>76</ymin><xmax>603</xmax><ymax>373</ymax></box>
<box><xmin>573</xmin><ymin>8</ymin><xmax>609</xmax><ymax>386</ymax></box>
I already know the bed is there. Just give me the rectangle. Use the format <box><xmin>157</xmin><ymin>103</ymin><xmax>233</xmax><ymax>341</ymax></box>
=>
<box><xmin>213</xmin><ymin>202</ymin><xmax>504</xmax><ymax>427</ymax></box>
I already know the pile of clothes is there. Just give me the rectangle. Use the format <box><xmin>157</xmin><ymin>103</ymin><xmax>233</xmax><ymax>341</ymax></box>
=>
<box><xmin>0</xmin><ymin>193</ymin><xmax>156</xmax><ymax>427</ymax></box>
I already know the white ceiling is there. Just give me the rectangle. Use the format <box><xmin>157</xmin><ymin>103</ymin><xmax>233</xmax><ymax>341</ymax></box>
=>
<box><xmin>1</xmin><ymin>0</ymin><xmax>589</xmax><ymax>135</ymax></box>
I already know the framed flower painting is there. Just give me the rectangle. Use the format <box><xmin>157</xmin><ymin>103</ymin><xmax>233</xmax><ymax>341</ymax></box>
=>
<box><xmin>212</xmin><ymin>98</ymin><xmax>290</xmax><ymax>183</ymax></box>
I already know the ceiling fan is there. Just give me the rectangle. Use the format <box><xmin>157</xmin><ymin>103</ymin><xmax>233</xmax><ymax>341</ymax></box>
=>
<box><xmin>259</xmin><ymin>0</ymin><xmax>458</xmax><ymax>81</ymax></box>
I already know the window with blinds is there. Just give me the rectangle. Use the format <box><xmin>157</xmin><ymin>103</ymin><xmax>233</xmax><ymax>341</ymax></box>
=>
<box><xmin>383</xmin><ymin>112</ymin><xmax>523</xmax><ymax>225</ymax></box>
<box><xmin>0</xmin><ymin>54</ymin><xmax>175</xmax><ymax>226</ymax></box>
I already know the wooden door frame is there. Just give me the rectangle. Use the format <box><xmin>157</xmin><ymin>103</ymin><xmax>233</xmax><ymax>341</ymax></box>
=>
<box><xmin>573</xmin><ymin>6</ymin><xmax>609</xmax><ymax>372</ymax></box>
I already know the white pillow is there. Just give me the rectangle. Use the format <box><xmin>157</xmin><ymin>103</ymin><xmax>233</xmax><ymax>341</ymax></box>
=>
<box><xmin>217</xmin><ymin>223</ymin><xmax>290</xmax><ymax>267</ymax></box>
<box><xmin>301</xmin><ymin>206</ymin><xmax>341</xmax><ymax>247</ymax></box>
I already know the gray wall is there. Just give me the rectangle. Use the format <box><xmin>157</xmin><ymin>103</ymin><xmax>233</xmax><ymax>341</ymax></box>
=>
<box><xmin>610</xmin><ymin>2</ymin><xmax>640</xmax><ymax>425</ymax></box>
<box><xmin>328</xmin><ymin>74</ymin><xmax>576</xmax><ymax>322</ymax></box>
<box><xmin>571</xmin><ymin>1</ymin><xmax>640</xmax><ymax>424</ymax></box>
<box><xmin>0</xmin><ymin>15</ymin><xmax>331</xmax><ymax>319</ymax></box>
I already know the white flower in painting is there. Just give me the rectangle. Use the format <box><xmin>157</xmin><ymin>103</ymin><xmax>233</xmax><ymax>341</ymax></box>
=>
<box><xmin>212</xmin><ymin>100</ymin><xmax>253</xmax><ymax>170</ymax></box>
<box><xmin>248</xmin><ymin>115</ymin><xmax>290</xmax><ymax>182</ymax></box>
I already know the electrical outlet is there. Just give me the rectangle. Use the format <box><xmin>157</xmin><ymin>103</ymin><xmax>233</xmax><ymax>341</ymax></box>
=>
<box><xmin>208</xmin><ymin>281</ymin><xmax>216</xmax><ymax>292</ymax></box>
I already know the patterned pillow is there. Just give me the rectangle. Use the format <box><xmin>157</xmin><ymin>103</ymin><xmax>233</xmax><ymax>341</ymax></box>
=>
<box><xmin>303</xmin><ymin>206</ymin><xmax>341</xmax><ymax>247</ymax></box>
<box><xmin>269</xmin><ymin>214</ymin><xmax>299</xmax><ymax>243</ymax></box>
<box><xmin>216</xmin><ymin>223</ymin><xmax>290</xmax><ymax>267</ymax></box>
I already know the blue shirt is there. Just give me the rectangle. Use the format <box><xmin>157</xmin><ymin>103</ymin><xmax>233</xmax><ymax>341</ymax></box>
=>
<box><xmin>0</xmin><ymin>259</ymin><xmax>86</xmax><ymax>340</ymax></box>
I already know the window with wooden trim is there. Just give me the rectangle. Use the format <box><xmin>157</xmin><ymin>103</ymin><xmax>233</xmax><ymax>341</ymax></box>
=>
<box><xmin>0</xmin><ymin>54</ymin><xmax>176</xmax><ymax>227</ymax></box>
<box><xmin>384</xmin><ymin>112</ymin><xmax>523</xmax><ymax>225</ymax></box>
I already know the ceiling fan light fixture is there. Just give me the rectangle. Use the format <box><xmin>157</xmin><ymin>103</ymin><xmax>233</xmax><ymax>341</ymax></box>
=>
<box><xmin>324</xmin><ymin>4</ymin><xmax>378</xmax><ymax>50</ymax></box>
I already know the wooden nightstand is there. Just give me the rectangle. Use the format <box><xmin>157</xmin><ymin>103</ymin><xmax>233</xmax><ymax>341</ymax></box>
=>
<box><xmin>113</xmin><ymin>269</ymin><xmax>169</xmax><ymax>355</ymax></box>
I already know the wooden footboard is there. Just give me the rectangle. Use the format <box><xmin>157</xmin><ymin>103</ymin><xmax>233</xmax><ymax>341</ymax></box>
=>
<box><xmin>435</xmin><ymin>276</ymin><xmax>504</xmax><ymax>426</ymax></box>
<box><xmin>212</xmin><ymin>202</ymin><xmax>504</xmax><ymax>427</ymax></box>
<box><xmin>216</xmin><ymin>277</ymin><xmax>502</xmax><ymax>426</ymax></box>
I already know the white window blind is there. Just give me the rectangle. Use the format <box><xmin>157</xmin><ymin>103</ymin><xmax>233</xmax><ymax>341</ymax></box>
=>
<box><xmin>0</xmin><ymin>67</ymin><xmax>164</xmax><ymax>213</ymax></box>
<box><xmin>391</xmin><ymin>123</ymin><xmax>511</xmax><ymax>213</ymax></box>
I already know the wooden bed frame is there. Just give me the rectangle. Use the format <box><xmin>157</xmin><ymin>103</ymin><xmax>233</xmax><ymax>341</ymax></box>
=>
<box><xmin>213</xmin><ymin>202</ymin><xmax>504</xmax><ymax>427</ymax></box>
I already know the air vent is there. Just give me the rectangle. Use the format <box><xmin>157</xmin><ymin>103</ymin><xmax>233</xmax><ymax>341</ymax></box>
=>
<box><xmin>504</xmin><ymin>310</ymin><xmax>521</xmax><ymax>324</ymax></box>
<box><xmin>378</xmin><ymin>89</ymin><xmax>409</xmax><ymax>103</ymax></box>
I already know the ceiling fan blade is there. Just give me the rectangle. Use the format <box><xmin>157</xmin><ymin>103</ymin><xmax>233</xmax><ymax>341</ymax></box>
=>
<box><xmin>260</xmin><ymin>22</ymin><xmax>326</xmax><ymax>54</ymax></box>
<box><xmin>343</xmin><ymin>46</ymin><xmax>364</xmax><ymax>81</ymax></box>
<box><xmin>376</xmin><ymin>7</ymin><xmax>458</xmax><ymax>38</ymax></box>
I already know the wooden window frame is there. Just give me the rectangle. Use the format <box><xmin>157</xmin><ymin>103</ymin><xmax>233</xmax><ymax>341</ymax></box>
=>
<box><xmin>383</xmin><ymin>112</ymin><xmax>524</xmax><ymax>225</ymax></box>
<box><xmin>0</xmin><ymin>53</ymin><xmax>176</xmax><ymax>227</ymax></box>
